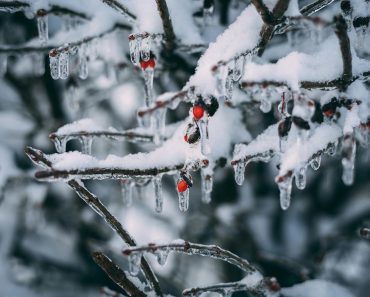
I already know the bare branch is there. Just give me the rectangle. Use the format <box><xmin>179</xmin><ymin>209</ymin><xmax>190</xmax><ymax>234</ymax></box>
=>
<box><xmin>0</xmin><ymin>0</ymin><xmax>29</xmax><ymax>13</ymax></box>
<box><xmin>122</xmin><ymin>241</ymin><xmax>258</xmax><ymax>274</ymax></box>
<box><xmin>250</xmin><ymin>0</ymin><xmax>274</xmax><ymax>24</ymax></box>
<box><xmin>334</xmin><ymin>15</ymin><xmax>352</xmax><ymax>89</ymax></box>
<box><xmin>300</xmin><ymin>0</ymin><xmax>338</xmax><ymax>16</ymax></box>
<box><xmin>154</xmin><ymin>0</ymin><xmax>176</xmax><ymax>52</ymax></box>
<box><xmin>92</xmin><ymin>252</ymin><xmax>147</xmax><ymax>297</ymax></box>
<box><xmin>24</xmin><ymin>146</ymin><xmax>163</xmax><ymax>297</ymax></box>
<box><xmin>100</xmin><ymin>0</ymin><xmax>136</xmax><ymax>22</ymax></box>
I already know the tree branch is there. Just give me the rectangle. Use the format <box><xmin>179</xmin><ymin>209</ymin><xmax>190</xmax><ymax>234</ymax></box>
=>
<box><xmin>154</xmin><ymin>0</ymin><xmax>176</xmax><ymax>52</ymax></box>
<box><xmin>250</xmin><ymin>0</ymin><xmax>274</xmax><ymax>25</ymax></box>
<box><xmin>300</xmin><ymin>0</ymin><xmax>338</xmax><ymax>16</ymax></box>
<box><xmin>24</xmin><ymin>146</ymin><xmax>163</xmax><ymax>297</ymax></box>
<box><xmin>100</xmin><ymin>0</ymin><xmax>136</xmax><ymax>23</ymax></box>
<box><xmin>92</xmin><ymin>252</ymin><xmax>147</xmax><ymax>297</ymax></box>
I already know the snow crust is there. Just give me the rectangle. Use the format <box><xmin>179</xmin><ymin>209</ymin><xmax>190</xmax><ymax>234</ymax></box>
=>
<box><xmin>55</xmin><ymin>118</ymin><xmax>105</xmax><ymax>135</ymax></box>
<box><xmin>281</xmin><ymin>280</ymin><xmax>354</xmax><ymax>297</ymax></box>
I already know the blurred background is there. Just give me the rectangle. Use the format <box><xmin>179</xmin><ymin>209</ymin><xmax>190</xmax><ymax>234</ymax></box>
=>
<box><xmin>0</xmin><ymin>0</ymin><xmax>369</xmax><ymax>296</ymax></box>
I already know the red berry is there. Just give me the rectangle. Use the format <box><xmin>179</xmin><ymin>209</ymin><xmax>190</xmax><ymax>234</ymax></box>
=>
<box><xmin>177</xmin><ymin>179</ymin><xmax>188</xmax><ymax>193</ymax></box>
<box><xmin>323</xmin><ymin>109</ymin><xmax>335</xmax><ymax>117</ymax></box>
<box><xmin>184</xmin><ymin>135</ymin><xmax>188</xmax><ymax>142</ymax></box>
<box><xmin>140</xmin><ymin>58</ymin><xmax>155</xmax><ymax>70</ymax></box>
<box><xmin>193</xmin><ymin>105</ymin><xmax>204</xmax><ymax>120</ymax></box>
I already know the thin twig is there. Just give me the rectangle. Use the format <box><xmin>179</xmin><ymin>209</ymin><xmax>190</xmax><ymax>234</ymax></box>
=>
<box><xmin>154</xmin><ymin>0</ymin><xmax>176</xmax><ymax>52</ymax></box>
<box><xmin>92</xmin><ymin>252</ymin><xmax>147</xmax><ymax>297</ymax></box>
<box><xmin>100</xmin><ymin>0</ymin><xmax>136</xmax><ymax>22</ymax></box>
<box><xmin>250</xmin><ymin>0</ymin><xmax>274</xmax><ymax>25</ymax></box>
<box><xmin>300</xmin><ymin>0</ymin><xmax>338</xmax><ymax>16</ymax></box>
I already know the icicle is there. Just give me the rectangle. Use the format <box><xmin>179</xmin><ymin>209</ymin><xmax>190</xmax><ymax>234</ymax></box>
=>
<box><xmin>153</xmin><ymin>175</ymin><xmax>163</xmax><ymax>213</ymax></box>
<box><xmin>143</xmin><ymin>68</ymin><xmax>154</xmax><ymax>107</ymax></box>
<box><xmin>155</xmin><ymin>248</ymin><xmax>169</xmax><ymax>266</ymax></box>
<box><xmin>277</xmin><ymin>175</ymin><xmax>293</xmax><ymax>210</ymax></box>
<box><xmin>129</xmin><ymin>34</ymin><xmax>140</xmax><ymax>65</ymax></box>
<box><xmin>259</xmin><ymin>97</ymin><xmax>272</xmax><ymax>113</ymax></box>
<box><xmin>232</xmin><ymin>56</ymin><xmax>244</xmax><ymax>82</ymax></box>
<box><xmin>198</xmin><ymin>117</ymin><xmax>210</xmax><ymax>155</ymax></box>
<box><xmin>178</xmin><ymin>187</ymin><xmax>189</xmax><ymax>212</ymax></box>
<box><xmin>201</xmin><ymin>170</ymin><xmax>213</xmax><ymax>204</ymax></box>
<box><xmin>53</xmin><ymin>137</ymin><xmax>68</xmax><ymax>153</ymax></box>
<box><xmin>37</xmin><ymin>13</ymin><xmax>48</xmax><ymax>45</ymax></box>
<box><xmin>342</xmin><ymin>136</ymin><xmax>356</xmax><ymax>186</ymax></box>
<box><xmin>128</xmin><ymin>252</ymin><xmax>142</xmax><ymax>276</ymax></box>
<box><xmin>58</xmin><ymin>50</ymin><xmax>69</xmax><ymax>80</ymax></box>
<box><xmin>49</xmin><ymin>51</ymin><xmax>59</xmax><ymax>80</ymax></box>
<box><xmin>224</xmin><ymin>69</ymin><xmax>234</xmax><ymax>101</ymax></box>
<box><xmin>215</xmin><ymin>64</ymin><xmax>228</xmax><ymax>99</ymax></box>
<box><xmin>137</xmin><ymin>111</ymin><xmax>151</xmax><ymax>128</ymax></box>
<box><xmin>0</xmin><ymin>54</ymin><xmax>7</xmax><ymax>76</ymax></box>
<box><xmin>151</xmin><ymin>108</ymin><xmax>166</xmax><ymax>145</ymax></box>
<box><xmin>140</xmin><ymin>33</ymin><xmax>151</xmax><ymax>62</ymax></box>
<box><xmin>80</xmin><ymin>136</ymin><xmax>93</xmax><ymax>155</ymax></box>
<box><xmin>78</xmin><ymin>45</ymin><xmax>88</xmax><ymax>79</ymax></box>
<box><xmin>310</xmin><ymin>155</ymin><xmax>321</xmax><ymax>170</ymax></box>
<box><xmin>294</xmin><ymin>166</ymin><xmax>307</xmax><ymax>190</ymax></box>
<box><xmin>121</xmin><ymin>179</ymin><xmax>134</xmax><ymax>206</ymax></box>
<box><xmin>33</xmin><ymin>53</ymin><xmax>45</xmax><ymax>76</ymax></box>
<box><xmin>233</xmin><ymin>161</ymin><xmax>246</xmax><ymax>186</ymax></box>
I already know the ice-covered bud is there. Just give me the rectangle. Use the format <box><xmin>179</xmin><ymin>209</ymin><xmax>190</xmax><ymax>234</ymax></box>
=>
<box><xmin>322</xmin><ymin>97</ymin><xmax>338</xmax><ymax>118</ymax></box>
<box><xmin>192</xmin><ymin>104</ymin><xmax>205</xmax><ymax>120</ymax></box>
<box><xmin>278</xmin><ymin>117</ymin><xmax>292</xmax><ymax>138</ymax></box>
<box><xmin>184</xmin><ymin>123</ymin><xmax>200</xmax><ymax>144</ymax></box>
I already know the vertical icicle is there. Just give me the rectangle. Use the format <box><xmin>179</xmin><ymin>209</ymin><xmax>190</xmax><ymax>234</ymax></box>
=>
<box><xmin>232</xmin><ymin>56</ymin><xmax>244</xmax><ymax>82</ymax></box>
<box><xmin>151</xmin><ymin>109</ymin><xmax>166</xmax><ymax>145</ymax></box>
<box><xmin>140</xmin><ymin>33</ymin><xmax>151</xmax><ymax>62</ymax></box>
<box><xmin>201</xmin><ymin>169</ymin><xmax>213</xmax><ymax>204</ymax></box>
<box><xmin>58</xmin><ymin>50</ymin><xmax>69</xmax><ymax>80</ymax></box>
<box><xmin>128</xmin><ymin>252</ymin><xmax>142</xmax><ymax>276</ymax></box>
<box><xmin>37</xmin><ymin>11</ymin><xmax>48</xmax><ymax>45</ymax></box>
<box><xmin>354</xmin><ymin>25</ymin><xmax>367</xmax><ymax>51</ymax></box>
<box><xmin>53</xmin><ymin>137</ymin><xmax>68</xmax><ymax>153</ymax></box>
<box><xmin>277</xmin><ymin>175</ymin><xmax>293</xmax><ymax>210</ymax></box>
<box><xmin>78</xmin><ymin>44</ymin><xmax>88</xmax><ymax>79</ymax></box>
<box><xmin>49</xmin><ymin>51</ymin><xmax>60</xmax><ymax>80</ymax></box>
<box><xmin>143</xmin><ymin>68</ymin><xmax>154</xmax><ymax>107</ymax></box>
<box><xmin>155</xmin><ymin>248</ymin><xmax>169</xmax><ymax>266</ymax></box>
<box><xmin>121</xmin><ymin>179</ymin><xmax>134</xmax><ymax>206</ymax></box>
<box><xmin>260</xmin><ymin>97</ymin><xmax>272</xmax><ymax>113</ymax></box>
<box><xmin>0</xmin><ymin>54</ymin><xmax>7</xmax><ymax>76</ymax></box>
<box><xmin>233</xmin><ymin>161</ymin><xmax>246</xmax><ymax>186</ymax></box>
<box><xmin>178</xmin><ymin>187</ymin><xmax>189</xmax><ymax>212</ymax></box>
<box><xmin>153</xmin><ymin>175</ymin><xmax>163</xmax><ymax>213</ymax></box>
<box><xmin>198</xmin><ymin>117</ymin><xmax>210</xmax><ymax>155</ymax></box>
<box><xmin>342</xmin><ymin>135</ymin><xmax>356</xmax><ymax>186</ymax></box>
<box><xmin>129</xmin><ymin>34</ymin><xmax>140</xmax><ymax>65</ymax></box>
<box><xmin>80</xmin><ymin>136</ymin><xmax>93</xmax><ymax>155</ymax></box>
<box><xmin>224</xmin><ymin>68</ymin><xmax>234</xmax><ymax>101</ymax></box>
<box><xmin>294</xmin><ymin>166</ymin><xmax>307</xmax><ymax>190</ymax></box>
<box><xmin>310</xmin><ymin>155</ymin><xmax>321</xmax><ymax>170</ymax></box>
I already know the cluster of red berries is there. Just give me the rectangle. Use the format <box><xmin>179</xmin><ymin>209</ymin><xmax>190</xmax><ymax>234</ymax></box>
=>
<box><xmin>177</xmin><ymin>172</ymin><xmax>193</xmax><ymax>193</ymax></box>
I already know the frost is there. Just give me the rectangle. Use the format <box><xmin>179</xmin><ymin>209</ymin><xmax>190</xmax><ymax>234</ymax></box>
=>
<box><xmin>282</xmin><ymin>280</ymin><xmax>354</xmax><ymax>297</ymax></box>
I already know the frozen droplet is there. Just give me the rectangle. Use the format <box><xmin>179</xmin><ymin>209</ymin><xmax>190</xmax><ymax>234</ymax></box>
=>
<box><xmin>37</xmin><ymin>14</ymin><xmax>48</xmax><ymax>45</ymax></box>
<box><xmin>310</xmin><ymin>155</ymin><xmax>321</xmax><ymax>170</ymax></box>
<box><xmin>198</xmin><ymin>117</ymin><xmax>211</xmax><ymax>155</ymax></box>
<box><xmin>140</xmin><ymin>34</ymin><xmax>151</xmax><ymax>62</ymax></box>
<box><xmin>128</xmin><ymin>252</ymin><xmax>142</xmax><ymax>276</ymax></box>
<box><xmin>79</xmin><ymin>136</ymin><xmax>93</xmax><ymax>155</ymax></box>
<box><xmin>143</xmin><ymin>68</ymin><xmax>154</xmax><ymax>107</ymax></box>
<box><xmin>342</xmin><ymin>137</ymin><xmax>356</xmax><ymax>186</ymax></box>
<box><xmin>121</xmin><ymin>179</ymin><xmax>134</xmax><ymax>206</ymax></box>
<box><xmin>233</xmin><ymin>161</ymin><xmax>246</xmax><ymax>186</ymax></box>
<box><xmin>129</xmin><ymin>35</ymin><xmax>140</xmax><ymax>65</ymax></box>
<box><xmin>155</xmin><ymin>248</ymin><xmax>169</xmax><ymax>266</ymax></box>
<box><xmin>33</xmin><ymin>53</ymin><xmax>45</xmax><ymax>76</ymax></box>
<box><xmin>278</xmin><ymin>175</ymin><xmax>293</xmax><ymax>210</ymax></box>
<box><xmin>0</xmin><ymin>54</ymin><xmax>8</xmax><ymax>76</ymax></box>
<box><xmin>78</xmin><ymin>45</ymin><xmax>88</xmax><ymax>79</ymax></box>
<box><xmin>201</xmin><ymin>170</ymin><xmax>213</xmax><ymax>204</ymax></box>
<box><xmin>259</xmin><ymin>97</ymin><xmax>272</xmax><ymax>113</ymax></box>
<box><xmin>53</xmin><ymin>137</ymin><xmax>68</xmax><ymax>153</ymax></box>
<box><xmin>178</xmin><ymin>187</ymin><xmax>189</xmax><ymax>212</ymax></box>
<box><xmin>49</xmin><ymin>52</ymin><xmax>60</xmax><ymax>80</ymax></box>
<box><xmin>294</xmin><ymin>167</ymin><xmax>307</xmax><ymax>190</ymax></box>
<box><xmin>151</xmin><ymin>108</ymin><xmax>166</xmax><ymax>145</ymax></box>
<box><xmin>59</xmin><ymin>50</ymin><xmax>69</xmax><ymax>80</ymax></box>
<box><xmin>153</xmin><ymin>175</ymin><xmax>163</xmax><ymax>213</ymax></box>
<box><xmin>224</xmin><ymin>71</ymin><xmax>234</xmax><ymax>101</ymax></box>
<box><xmin>232</xmin><ymin>56</ymin><xmax>244</xmax><ymax>82</ymax></box>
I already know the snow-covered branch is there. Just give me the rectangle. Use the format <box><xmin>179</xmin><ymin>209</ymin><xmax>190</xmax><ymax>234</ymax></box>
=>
<box><xmin>154</xmin><ymin>0</ymin><xmax>176</xmax><ymax>51</ymax></box>
<box><xmin>99</xmin><ymin>0</ymin><xmax>136</xmax><ymax>23</ymax></box>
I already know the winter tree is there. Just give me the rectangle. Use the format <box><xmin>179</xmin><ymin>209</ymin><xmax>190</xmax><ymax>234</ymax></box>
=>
<box><xmin>0</xmin><ymin>0</ymin><xmax>369</xmax><ymax>296</ymax></box>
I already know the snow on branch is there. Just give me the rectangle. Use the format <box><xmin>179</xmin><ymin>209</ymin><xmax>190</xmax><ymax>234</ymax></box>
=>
<box><xmin>92</xmin><ymin>252</ymin><xmax>146</xmax><ymax>297</ymax></box>
<box><xmin>24</xmin><ymin>146</ymin><xmax>163</xmax><ymax>297</ymax></box>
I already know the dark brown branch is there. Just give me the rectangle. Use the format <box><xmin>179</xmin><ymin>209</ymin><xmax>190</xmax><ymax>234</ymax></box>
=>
<box><xmin>122</xmin><ymin>241</ymin><xmax>258</xmax><ymax>274</ymax></box>
<box><xmin>0</xmin><ymin>1</ymin><xmax>28</xmax><ymax>13</ymax></box>
<box><xmin>100</xmin><ymin>0</ymin><xmax>136</xmax><ymax>22</ymax></box>
<box><xmin>24</xmin><ymin>146</ymin><xmax>163</xmax><ymax>297</ymax></box>
<box><xmin>154</xmin><ymin>0</ymin><xmax>176</xmax><ymax>52</ymax></box>
<box><xmin>300</xmin><ymin>0</ymin><xmax>337</xmax><ymax>16</ymax></box>
<box><xmin>250</xmin><ymin>0</ymin><xmax>274</xmax><ymax>24</ymax></box>
<box><xmin>92</xmin><ymin>252</ymin><xmax>147</xmax><ymax>297</ymax></box>
<box><xmin>334</xmin><ymin>15</ymin><xmax>352</xmax><ymax>89</ymax></box>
